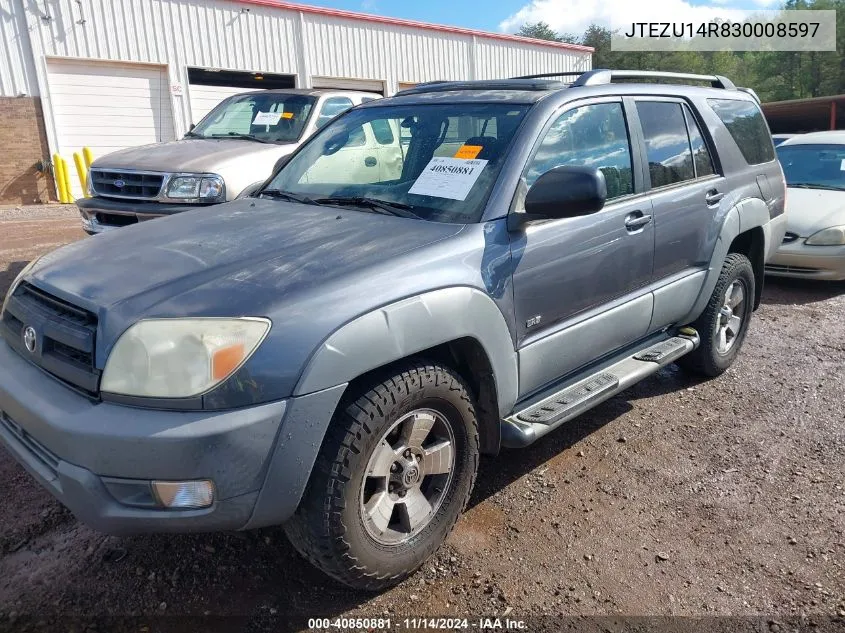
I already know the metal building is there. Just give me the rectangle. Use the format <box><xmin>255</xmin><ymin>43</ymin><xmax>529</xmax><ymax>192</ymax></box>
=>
<box><xmin>0</xmin><ymin>0</ymin><xmax>592</xmax><ymax>204</ymax></box>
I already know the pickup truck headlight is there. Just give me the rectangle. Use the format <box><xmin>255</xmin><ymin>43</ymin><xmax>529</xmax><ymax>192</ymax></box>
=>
<box><xmin>166</xmin><ymin>175</ymin><xmax>225</xmax><ymax>202</ymax></box>
<box><xmin>101</xmin><ymin>317</ymin><xmax>270</xmax><ymax>398</ymax></box>
<box><xmin>805</xmin><ymin>225</ymin><xmax>845</xmax><ymax>246</ymax></box>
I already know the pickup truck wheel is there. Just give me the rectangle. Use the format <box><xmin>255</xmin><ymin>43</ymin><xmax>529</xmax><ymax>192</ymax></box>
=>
<box><xmin>679</xmin><ymin>252</ymin><xmax>755</xmax><ymax>377</ymax></box>
<box><xmin>283</xmin><ymin>362</ymin><xmax>479</xmax><ymax>590</ymax></box>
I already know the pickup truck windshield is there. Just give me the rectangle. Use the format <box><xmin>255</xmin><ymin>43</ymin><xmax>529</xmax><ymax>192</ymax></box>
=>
<box><xmin>191</xmin><ymin>93</ymin><xmax>317</xmax><ymax>143</ymax></box>
<box><xmin>777</xmin><ymin>144</ymin><xmax>845</xmax><ymax>191</ymax></box>
<box><xmin>264</xmin><ymin>103</ymin><xmax>530</xmax><ymax>223</ymax></box>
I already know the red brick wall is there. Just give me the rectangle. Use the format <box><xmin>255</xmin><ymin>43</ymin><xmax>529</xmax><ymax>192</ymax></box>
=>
<box><xmin>0</xmin><ymin>97</ymin><xmax>56</xmax><ymax>205</ymax></box>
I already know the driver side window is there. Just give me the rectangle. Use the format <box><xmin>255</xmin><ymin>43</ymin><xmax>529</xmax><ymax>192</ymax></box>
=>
<box><xmin>525</xmin><ymin>102</ymin><xmax>634</xmax><ymax>201</ymax></box>
<box><xmin>316</xmin><ymin>97</ymin><xmax>354</xmax><ymax>129</ymax></box>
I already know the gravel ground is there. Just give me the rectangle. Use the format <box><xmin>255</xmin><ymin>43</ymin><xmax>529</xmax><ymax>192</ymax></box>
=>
<box><xmin>0</xmin><ymin>210</ymin><xmax>843</xmax><ymax>632</ymax></box>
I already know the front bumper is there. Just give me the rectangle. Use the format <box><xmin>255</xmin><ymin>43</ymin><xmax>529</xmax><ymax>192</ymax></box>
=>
<box><xmin>77</xmin><ymin>197</ymin><xmax>213</xmax><ymax>235</ymax></box>
<box><xmin>765</xmin><ymin>240</ymin><xmax>845</xmax><ymax>281</ymax></box>
<box><xmin>0</xmin><ymin>340</ymin><xmax>345</xmax><ymax>535</ymax></box>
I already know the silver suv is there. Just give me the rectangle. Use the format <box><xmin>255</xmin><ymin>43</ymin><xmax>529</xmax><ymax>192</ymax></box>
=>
<box><xmin>1</xmin><ymin>70</ymin><xmax>786</xmax><ymax>590</ymax></box>
<box><xmin>77</xmin><ymin>88</ymin><xmax>381</xmax><ymax>234</ymax></box>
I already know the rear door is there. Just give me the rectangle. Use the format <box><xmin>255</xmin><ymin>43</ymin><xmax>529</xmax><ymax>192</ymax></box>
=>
<box><xmin>634</xmin><ymin>99</ymin><xmax>724</xmax><ymax>329</ymax></box>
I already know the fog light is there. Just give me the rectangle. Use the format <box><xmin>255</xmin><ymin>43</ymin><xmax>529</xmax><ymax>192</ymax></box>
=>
<box><xmin>152</xmin><ymin>480</ymin><xmax>215</xmax><ymax>509</ymax></box>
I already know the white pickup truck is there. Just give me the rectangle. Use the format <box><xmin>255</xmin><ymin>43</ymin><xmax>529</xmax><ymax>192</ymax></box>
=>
<box><xmin>77</xmin><ymin>88</ymin><xmax>383</xmax><ymax>234</ymax></box>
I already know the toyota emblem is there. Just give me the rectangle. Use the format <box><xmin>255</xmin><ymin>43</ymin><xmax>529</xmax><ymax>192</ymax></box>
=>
<box><xmin>23</xmin><ymin>326</ymin><xmax>37</xmax><ymax>353</ymax></box>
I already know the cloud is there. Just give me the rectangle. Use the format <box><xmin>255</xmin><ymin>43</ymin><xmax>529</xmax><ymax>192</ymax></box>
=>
<box><xmin>499</xmin><ymin>0</ymin><xmax>753</xmax><ymax>36</ymax></box>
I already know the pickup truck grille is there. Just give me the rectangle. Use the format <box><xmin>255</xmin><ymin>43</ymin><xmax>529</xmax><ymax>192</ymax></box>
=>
<box><xmin>90</xmin><ymin>169</ymin><xmax>164</xmax><ymax>200</ymax></box>
<box><xmin>1</xmin><ymin>282</ymin><xmax>100</xmax><ymax>396</ymax></box>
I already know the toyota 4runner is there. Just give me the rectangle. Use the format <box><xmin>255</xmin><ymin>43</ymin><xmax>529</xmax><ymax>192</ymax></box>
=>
<box><xmin>0</xmin><ymin>70</ymin><xmax>786</xmax><ymax>590</ymax></box>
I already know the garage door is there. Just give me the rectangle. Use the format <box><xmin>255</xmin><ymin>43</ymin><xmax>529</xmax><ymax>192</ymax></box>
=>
<box><xmin>311</xmin><ymin>76</ymin><xmax>385</xmax><ymax>95</ymax></box>
<box><xmin>46</xmin><ymin>59</ymin><xmax>175</xmax><ymax>199</ymax></box>
<box><xmin>189</xmin><ymin>84</ymin><xmax>251</xmax><ymax>126</ymax></box>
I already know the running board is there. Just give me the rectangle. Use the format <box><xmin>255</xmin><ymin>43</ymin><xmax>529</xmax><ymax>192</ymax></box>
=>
<box><xmin>501</xmin><ymin>331</ymin><xmax>699</xmax><ymax>448</ymax></box>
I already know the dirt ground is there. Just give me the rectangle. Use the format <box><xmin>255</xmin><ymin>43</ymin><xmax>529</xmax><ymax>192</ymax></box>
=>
<box><xmin>0</xmin><ymin>205</ymin><xmax>843</xmax><ymax>632</ymax></box>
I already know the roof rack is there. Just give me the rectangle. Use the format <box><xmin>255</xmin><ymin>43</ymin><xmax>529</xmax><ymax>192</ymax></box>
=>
<box><xmin>510</xmin><ymin>71</ymin><xmax>589</xmax><ymax>80</ymax></box>
<box><xmin>571</xmin><ymin>69</ymin><xmax>736</xmax><ymax>90</ymax></box>
<box><xmin>394</xmin><ymin>78</ymin><xmax>567</xmax><ymax>96</ymax></box>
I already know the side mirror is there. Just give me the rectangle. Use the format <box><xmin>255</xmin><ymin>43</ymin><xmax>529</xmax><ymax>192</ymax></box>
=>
<box><xmin>510</xmin><ymin>166</ymin><xmax>607</xmax><ymax>229</ymax></box>
<box><xmin>189</xmin><ymin>123</ymin><xmax>195</xmax><ymax>132</ymax></box>
<box><xmin>272</xmin><ymin>153</ymin><xmax>292</xmax><ymax>174</ymax></box>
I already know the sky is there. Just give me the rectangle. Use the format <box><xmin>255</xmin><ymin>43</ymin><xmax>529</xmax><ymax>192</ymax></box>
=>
<box><xmin>299</xmin><ymin>0</ymin><xmax>785</xmax><ymax>37</ymax></box>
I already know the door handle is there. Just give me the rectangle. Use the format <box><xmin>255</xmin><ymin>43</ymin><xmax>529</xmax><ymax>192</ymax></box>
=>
<box><xmin>624</xmin><ymin>212</ymin><xmax>652</xmax><ymax>231</ymax></box>
<box><xmin>364</xmin><ymin>156</ymin><xmax>378</xmax><ymax>167</ymax></box>
<box><xmin>705</xmin><ymin>189</ymin><xmax>725</xmax><ymax>206</ymax></box>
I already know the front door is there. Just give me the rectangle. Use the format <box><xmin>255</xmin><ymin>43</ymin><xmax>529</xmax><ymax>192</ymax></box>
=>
<box><xmin>510</xmin><ymin>99</ymin><xmax>655</xmax><ymax>395</ymax></box>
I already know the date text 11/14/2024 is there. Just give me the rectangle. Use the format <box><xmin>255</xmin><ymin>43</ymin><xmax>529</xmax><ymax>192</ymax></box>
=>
<box><xmin>307</xmin><ymin>617</ymin><xmax>528</xmax><ymax>630</ymax></box>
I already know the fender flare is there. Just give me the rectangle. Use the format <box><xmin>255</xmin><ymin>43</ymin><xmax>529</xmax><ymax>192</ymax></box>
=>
<box><xmin>294</xmin><ymin>286</ymin><xmax>519</xmax><ymax>418</ymax></box>
<box><xmin>681</xmin><ymin>197</ymin><xmax>770</xmax><ymax>324</ymax></box>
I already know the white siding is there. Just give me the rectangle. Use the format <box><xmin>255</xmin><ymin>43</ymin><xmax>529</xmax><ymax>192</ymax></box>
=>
<box><xmin>0</xmin><ymin>0</ymin><xmax>38</xmax><ymax>96</ymax></box>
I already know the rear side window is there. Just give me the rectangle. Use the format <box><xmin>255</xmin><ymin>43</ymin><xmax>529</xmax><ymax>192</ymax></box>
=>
<box><xmin>708</xmin><ymin>99</ymin><xmax>775</xmax><ymax>165</ymax></box>
<box><xmin>683</xmin><ymin>105</ymin><xmax>715</xmax><ymax>177</ymax></box>
<box><xmin>637</xmin><ymin>101</ymin><xmax>695</xmax><ymax>187</ymax></box>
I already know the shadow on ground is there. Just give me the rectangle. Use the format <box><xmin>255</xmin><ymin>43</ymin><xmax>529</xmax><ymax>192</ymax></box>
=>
<box><xmin>761</xmin><ymin>276</ymin><xmax>845</xmax><ymax>306</ymax></box>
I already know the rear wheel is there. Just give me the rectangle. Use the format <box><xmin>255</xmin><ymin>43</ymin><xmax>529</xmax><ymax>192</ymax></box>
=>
<box><xmin>679</xmin><ymin>252</ymin><xmax>755</xmax><ymax>377</ymax></box>
<box><xmin>284</xmin><ymin>361</ymin><xmax>479</xmax><ymax>590</ymax></box>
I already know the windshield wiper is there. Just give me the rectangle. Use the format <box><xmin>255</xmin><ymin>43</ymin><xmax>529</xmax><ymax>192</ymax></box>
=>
<box><xmin>259</xmin><ymin>189</ymin><xmax>315</xmax><ymax>204</ymax></box>
<box><xmin>311</xmin><ymin>196</ymin><xmax>422</xmax><ymax>219</ymax></box>
<box><xmin>789</xmin><ymin>182</ymin><xmax>845</xmax><ymax>191</ymax></box>
<box><xmin>209</xmin><ymin>132</ymin><xmax>273</xmax><ymax>144</ymax></box>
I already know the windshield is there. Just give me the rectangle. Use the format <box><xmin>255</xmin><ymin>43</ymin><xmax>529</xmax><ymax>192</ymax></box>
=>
<box><xmin>263</xmin><ymin>103</ymin><xmax>530</xmax><ymax>223</ymax></box>
<box><xmin>777</xmin><ymin>144</ymin><xmax>845</xmax><ymax>190</ymax></box>
<box><xmin>191</xmin><ymin>93</ymin><xmax>317</xmax><ymax>143</ymax></box>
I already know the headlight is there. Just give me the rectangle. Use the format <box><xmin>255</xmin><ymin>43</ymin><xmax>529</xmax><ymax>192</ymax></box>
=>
<box><xmin>166</xmin><ymin>175</ymin><xmax>225</xmax><ymax>201</ymax></box>
<box><xmin>101</xmin><ymin>317</ymin><xmax>270</xmax><ymax>398</ymax></box>
<box><xmin>805</xmin><ymin>225</ymin><xmax>845</xmax><ymax>246</ymax></box>
<box><xmin>1</xmin><ymin>257</ymin><xmax>40</xmax><ymax>317</ymax></box>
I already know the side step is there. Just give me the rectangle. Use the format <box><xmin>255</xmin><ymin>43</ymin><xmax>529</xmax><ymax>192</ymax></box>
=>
<box><xmin>501</xmin><ymin>331</ymin><xmax>698</xmax><ymax>448</ymax></box>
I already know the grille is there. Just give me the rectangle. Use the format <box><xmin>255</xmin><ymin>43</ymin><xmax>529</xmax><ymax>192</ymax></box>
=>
<box><xmin>96</xmin><ymin>212</ymin><xmax>138</xmax><ymax>227</ymax></box>
<box><xmin>1</xmin><ymin>282</ymin><xmax>100</xmax><ymax>395</ymax></box>
<box><xmin>765</xmin><ymin>264</ymin><xmax>819</xmax><ymax>274</ymax></box>
<box><xmin>782</xmin><ymin>232</ymin><xmax>800</xmax><ymax>244</ymax></box>
<box><xmin>90</xmin><ymin>169</ymin><xmax>164</xmax><ymax>199</ymax></box>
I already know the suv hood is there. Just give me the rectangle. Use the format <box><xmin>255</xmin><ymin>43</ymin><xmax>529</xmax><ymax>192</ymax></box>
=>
<box><xmin>785</xmin><ymin>187</ymin><xmax>845</xmax><ymax>237</ymax></box>
<box><xmin>91</xmin><ymin>138</ymin><xmax>295</xmax><ymax>173</ymax></box>
<box><xmin>28</xmin><ymin>198</ymin><xmax>464</xmax><ymax>335</ymax></box>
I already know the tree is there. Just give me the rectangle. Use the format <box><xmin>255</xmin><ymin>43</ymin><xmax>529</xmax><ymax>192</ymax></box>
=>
<box><xmin>516</xmin><ymin>21</ymin><xmax>561</xmax><ymax>42</ymax></box>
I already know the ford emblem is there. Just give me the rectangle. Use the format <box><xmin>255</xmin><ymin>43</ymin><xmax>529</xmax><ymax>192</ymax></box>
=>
<box><xmin>23</xmin><ymin>326</ymin><xmax>37</xmax><ymax>353</ymax></box>
<box><xmin>114</xmin><ymin>179</ymin><xmax>125</xmax><ymax>188</ymax></box>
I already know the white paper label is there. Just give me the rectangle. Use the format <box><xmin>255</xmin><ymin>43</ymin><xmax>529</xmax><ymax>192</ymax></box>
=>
<box><xmin>408</xmin><ymin>157</ymin><xmax>488</xmax><ymax>201</ymax></box>
<box><xmin>252</xmin><ymin>111</ymin><xmax>282</xmax><ymax>125</ymax></box>
<box><xmin>840</xmin><ymin>158</ymin><xmax>845</xmax><ymax>171</ymax></box>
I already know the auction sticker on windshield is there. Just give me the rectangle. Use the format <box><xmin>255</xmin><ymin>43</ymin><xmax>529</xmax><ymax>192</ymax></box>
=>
<box><xmin>408</xmin><ymin>157</ymin><xmax>488</xmax><ymax>201</ymax></box>
<box><xmin>253</xmin><ymin>111</ymin><xmax>282</xmax><ymax>125</ymax></box>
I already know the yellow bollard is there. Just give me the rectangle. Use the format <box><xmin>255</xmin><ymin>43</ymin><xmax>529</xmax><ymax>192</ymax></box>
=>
<box><xmin>61</xmin><ymin>157</ymin><xmax>73</xmax><ymax>202</ymax></box>
<box><xmin>53</xmin><ymin>153</ymin><xmax>69</xmax><ymax>203</ymax></box>
<box><xmin>82</xmin><ymin>146</ymin><xmax>93</xmax><ymax>169</ymax></box>
<box><xmin>73</xmin><ymin>152</ymin><xmax>88</xmax><ymax>197</ymax></box>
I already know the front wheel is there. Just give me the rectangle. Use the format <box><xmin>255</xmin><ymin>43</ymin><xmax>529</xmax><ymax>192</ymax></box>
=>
<box><xmin>284</xmin><ymin>361</ymin><xmax>479</xmax><ymax>590</ymax></box>
<box><xmin>679</xmin><ymin>252</ymin><xmax>755</xmax><ymax>377</ymax></box>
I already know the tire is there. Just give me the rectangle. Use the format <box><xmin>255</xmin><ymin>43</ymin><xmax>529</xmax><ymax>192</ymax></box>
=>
<box><xmin>678</xmin><ymin>252</ymin><xmax>755</xmax><ymax>377</ymax></box>
<box><xmin>283</xmin><ymin>361</ymin><xmax>480</xmax><ymax>590</ymax></box>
